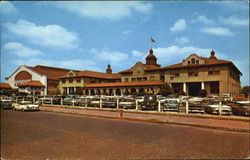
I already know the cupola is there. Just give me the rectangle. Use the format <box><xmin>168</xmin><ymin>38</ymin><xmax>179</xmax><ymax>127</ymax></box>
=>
<box><xmin>209</xmin><ymin>50</ymin><xmax>217</xmax><ymax>59</ymax></box>
<box><xmin>146</xmin><ymin>48</ymin><xmax>157</xmax><ymax>65</ymax></box>
<box><xmin>106</xmin><ymin>64</ymin><xmax>112</xmax><ymax>74</ymax></box>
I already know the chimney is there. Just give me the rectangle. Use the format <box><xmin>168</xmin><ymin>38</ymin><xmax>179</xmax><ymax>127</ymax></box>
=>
<box><xmin>106</xmin><ymin>64</ymin><xmax>112</xmax><ymax>74</ymax></box>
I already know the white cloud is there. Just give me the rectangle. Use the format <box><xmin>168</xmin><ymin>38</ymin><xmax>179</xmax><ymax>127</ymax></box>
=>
<box><xmin>191</xmin><ymin>15</ymin><xmax>215</xmax><ymax>25</ymax></box>
<box><xmin>0</xmin><ymin>1</ymin><xmax>17</xmax><ymax>14</ymax></box>
<box><xmin>219</xmin><ymin>15</ymin><xmax>249</xmax><ymax>26</ymax></box>
<box><xmin>15</xmin><ymin>58</ymin><xmax>101</xmax><ymax>71</ymax></box>
<box><xmin>201</xmin><ymin>27</ymin><xmax>234</xmax><ymax>36</ymax></box>
<box><xmin>151</xmin><ymin>45</ymin><xmax>226</xmax><ymax>66</ymax></box>
<box><xmin>5</xmin><ymin>19</ymin><xmax>78</xmax><ymax>49</ymax></box>
<box><xmin>90</xmin><ymin>48</ymin><xmax>129</xmax><ymax>64</ymax></box>
<box><xmin>3</xmin><ymin>42</ymin><xmax>42</xmax><ymax>57</ymax></box>
<box><xmin>123</xmin><ymin>30</ymin><xmax>131</xmax><ymax>34</ymax></box>
<box><xmin>55</xmin><ymin>1</ymin><xmax>152</xmax><ymax>21</ymax></box>
<box><xmin>170</xmin><ymin>19</ymin><xmax>186</xmax><ymax>32</ymax></box>
<box><xmin>132</xmin><ymin>50</ymin><xmax>144</xmax><ymax>57</ymax></box>
<box><xmin>175</xmin><ymin>37</ymin><xmax>189</xmax><ymax>44</ymax></box>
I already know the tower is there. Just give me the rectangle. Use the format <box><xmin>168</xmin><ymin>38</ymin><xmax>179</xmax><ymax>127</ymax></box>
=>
<box><xmin>146</xmin><ymin>48</ymin><xmax>158</xmax><ymax>66</ymax></box>
<box><xmin>106</xmin><ymin>64</ymin><xmax>112</xmax><ymax>74</ymax></box>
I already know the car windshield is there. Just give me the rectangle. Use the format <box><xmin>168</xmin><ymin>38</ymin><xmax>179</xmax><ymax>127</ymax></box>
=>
<box><xmin>20</xmin><ymin>101</ymin><xmax>32</xmax><ymax>104</ymax></box>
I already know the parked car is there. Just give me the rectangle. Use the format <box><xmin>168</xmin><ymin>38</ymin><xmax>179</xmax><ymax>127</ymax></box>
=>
<box><xmin>119</xmin><ymin>98</ymin><xmax>135</xmax><ymax>109</ymax></box>
<box><xmin>204</xmin><ymin>101</ymin><xmax>232</xmax><ymax>115</ymax></box>
<box><xmin>186</xmin><ymin>101</ymin><xmax>205</xmax><ymax>113</ymax></box>
<box><xmin>222</xmin><ymin>94</ymin><xmax>233</xmax><ymax>102</ymax></box>
<box><xmin>89</xmin><ymin>97</ymin><xmax>101</xmax><ymax>107</ymax></box>
<box><xmin>140</xmin><ymin>95</ymin><xmax>158</xmax><ymax>110</ymax></box>
<box><xmin>0</xmin><ymin>97</ymin><xmax>14</xmax><ymax>109</ymax></box>
<box><xmin>74</xmin><ymin>97</ymin><xmax>91</xmax><ymax>106</ymax></box>
<box><xmin>163</xmin><ymin>99</ymin><xmax>179</xmax><ymax>112</ymax></box>
<box><xmin>13</xmin><ymin>101</ymin><xmax>39</xmax><ymax>111</ymax></box>
<box><xmin>102</xmin><ymin>98</ymin><xmax>117</xmax><ymax>108</ymax></box>
<box><xmin>230</xmin><ymin>101</ymin><xmax>250</xmax><ymax>116</ymax></box>
<box><xmin>233</xmin><ymin>94</ymin><xmax>247</xmax><ymax>101</ymax></box>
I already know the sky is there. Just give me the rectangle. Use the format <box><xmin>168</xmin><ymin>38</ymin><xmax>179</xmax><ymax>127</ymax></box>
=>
<box><xmin>1</xmin><ymin>1</ymin><xmax>249</xmax><ymax>86</ymax></box>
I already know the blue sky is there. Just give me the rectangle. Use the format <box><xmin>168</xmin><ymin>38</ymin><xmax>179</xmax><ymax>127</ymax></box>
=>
<box><xmin>1</xmin><ymin>1</ymin><xmax>249</xmax><ymax>86</ymax></box>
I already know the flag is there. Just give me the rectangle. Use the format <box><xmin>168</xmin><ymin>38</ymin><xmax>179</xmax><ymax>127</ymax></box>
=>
<box><xmin>151</xmin><ymin>37</ymin><xmax>156</xmax><ymax>43</ymax></box>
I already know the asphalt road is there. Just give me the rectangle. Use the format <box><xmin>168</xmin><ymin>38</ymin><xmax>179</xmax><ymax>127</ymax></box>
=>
<box><xmin>1</xmin><ymin>110</ymin><xmax>249</xmax><ymax>159</ymax></box>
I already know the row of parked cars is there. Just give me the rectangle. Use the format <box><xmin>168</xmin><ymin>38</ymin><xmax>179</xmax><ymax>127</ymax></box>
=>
<box><xmin>1</xmin><ymin>94</ymin><xmax>249</xmax><ymax>116</ymax></box>
<box><xmin>0</xmin><ymin>96</ymin><xmax>39</xmax><ymax>111</ymax></box>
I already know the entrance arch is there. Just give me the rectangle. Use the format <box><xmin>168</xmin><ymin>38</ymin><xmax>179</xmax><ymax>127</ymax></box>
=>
<box><xmin>115</xmin><ymin>88</ymin><xmax>121</xmax><ymax>95</ymax></box>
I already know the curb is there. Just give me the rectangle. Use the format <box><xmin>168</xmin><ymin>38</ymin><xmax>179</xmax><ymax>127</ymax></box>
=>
<box><xmin>41</xmin><ymin>105</ymin><xmax>250</xmax><ymax>122</ymax></box>
<box><xmin>41</xmin><ymin>107</ymin><xmax>250</xmax><ymax>133</ymax></box>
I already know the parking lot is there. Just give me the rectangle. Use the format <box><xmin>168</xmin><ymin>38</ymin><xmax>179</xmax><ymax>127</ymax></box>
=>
<box><xmin>1</xmin><ymin>110</ymin><xmax>249</xmax><ymax>159</ymax></box>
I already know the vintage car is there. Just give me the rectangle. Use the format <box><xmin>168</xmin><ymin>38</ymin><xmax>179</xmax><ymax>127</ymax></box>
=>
<box><xmin>231</xmin><ymin>101</ymin><xmax>250</xmax><ymax>116</ymax></box>
<box><xmin>13</xmin><ymin>101</ymin><xmax>39</xmax><ymax>111</ymax></box>
<box><xmin>89</xmin><ymin>97</ymin><xmax>101</xmax><ymax>107</ymax></box>
<box><xmin>140</xmin><ymin>95</ymin><xmax>158</xmax><ymax>110</ymax></box>
<box><xmin>204</xmin><ymin>101</ymin><xmax>232</xmax><ymax>115</ymax></box>
<box><xmin>163</xmin><ymin>98</ymin><xmax>179</xmax><ymax>112</ymax></box>
<box><xmin>233</xmin><ymin>94</ymin><xmax>247</xmax><ymax>101</ymax></box>
<box><xmin>0</xmin><ymin>97</ymin><xmax>14</xmax><ymax>109</ymax></box>
<box><xmin>102</xmin><ymin>98</ymin><xmax>117</xmax><ymax>108</ymax></box>
<box><xmin>119</xmin><ymin>98</ymin><xmax>136</xmax><ymax>109</ymax></box>
<box><xmin>74</xmin><ymin>97</ymin><xmax>91</xmax><ymax>106</ymax></box>
<box><xmin>188</xmin><ymin>101</ymin><xmax>205</xmax><ymax>113</ymax></box>
<box><xmin>62</xmin><ymin>95</ymin><xmax>77</xmax><ymax>105</ymax></box>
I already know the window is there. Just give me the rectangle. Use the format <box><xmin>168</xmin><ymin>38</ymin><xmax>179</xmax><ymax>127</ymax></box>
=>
<box><xmin>76</xmin><ymin>78</ymin><xmax>81</xmax><ymax>83</ymax></box>
<box><xmin>90</xmin><ymin>78</ymin><xmax>95</xmax><ymax>83</ymax></box>
<box><xmin>125</xmin><ymin>78</ymin><xmax>129</xmax><ymax>82</ymax></box>
<box><xmin>143</xmin><ymin>77</ymin><xmax>147</xmax><ymax>81</ymax></box>
<box><xmin>191</xmin><ymin>58</ymin><xmax>195</xmax><ymax>64</ymax></box>
<box><xmin>62</xmin><ymin>79</ymin><xmax>66</xmax><ymax>83</ymax></box>
<box><xmin>170</xmin><ymin>71</ymin><xmax>180</xmax><ymax>79</ymax></box>
<box><xmin>196</xmin><ymin>60</ymin><xmax>199</xmax><ymax>64</ymax></box>
<box><xmin>150</xmin><ymin>76</ymin><xmax>155</xmax><ymax>80</ymax></box>
<box><xmin>132</xmin><ymin>78</ymin><xmax>136</xmax><ymax>82</ymax></box>
<box><xmin>188</xmin><ymin>69</ymin><xmax>199</xmax><ymax>77</ymax></box>
<box><xmin>69</xmin><ymin>79</ymin><xmax>73</xmax><ymax>83</ymax></box>
<box><xmin>208</xmin><ymin>67</ymin><xmax>220</xmax><ymax>75</ymax></box>
<box><xmin>137</xmin><ymin>77</ymin><xmax>142</xmax><ymax>81</ymax></box>
<box><xmin>210</xmin><ymin>82</ymin><xmax>219</xmax><ymax>93</ymax></box>
<box><xmin>188</xmin><ymin>61</ymin><xmax>190</xmax><ymax>65</ymax></box>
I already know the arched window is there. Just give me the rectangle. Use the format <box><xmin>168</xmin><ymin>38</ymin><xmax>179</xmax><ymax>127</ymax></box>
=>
<box><xmin>115</xmin><ymin>89</ymin><xmax>121</xmax><ymax>95</ymax></box>
<box><xmin>191</xmin><ymin>58</ymin><xmax>195</xmax><ymax>64</ymax></box>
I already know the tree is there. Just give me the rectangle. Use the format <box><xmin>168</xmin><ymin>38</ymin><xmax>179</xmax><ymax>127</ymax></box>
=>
<box><xmin>198</xmin><ymin>89</ymin><xmax>207</xmax><ymax>97</ymax></box>
<box><xmin>159</xmin><ymin>83</ymin><xmax>173</xmax><ymax>97</ymax></box>
<box><xmin>240</xmin><ymin>86</ymin><xmax>250</xmax><ymax>98</ymax></box>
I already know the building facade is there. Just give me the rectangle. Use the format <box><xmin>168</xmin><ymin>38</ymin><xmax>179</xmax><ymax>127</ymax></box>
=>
<box><xmin>5</xmin><ymin>65</ymin><xmax>76</xmax><ymax>95</ymax></box>
<box><xmin>4</xmin><ymin>49</ymin><xmax>242</xmax><ymax>97</ymax></box>
<box><xmin>163</xmin><ymin>50</ymin><xmax>242</xmax><ymax>97</ymax></box>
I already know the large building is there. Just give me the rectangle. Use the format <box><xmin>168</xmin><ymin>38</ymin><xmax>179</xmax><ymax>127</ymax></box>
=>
<box><xmin>3</xmin><ymin>49</ymin><xmax>242</xmax><ymax>97</ymax></box>
<box><xmin>4</xmin><ymin>65</ymin><xmax>78</xmax><ymax>95</ymax></box>
<box><xmin>163</xmin><ymin>50</ymin><xmax>242</xmax><ymax>97</ymax></box>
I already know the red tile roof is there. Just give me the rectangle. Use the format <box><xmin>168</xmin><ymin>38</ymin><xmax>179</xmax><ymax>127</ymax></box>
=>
<box><xmin>28</xmin><ymin>65</ymin><xmax>78</xmax><ymax>80</ymax></box>
<box><xmin>84</xmin><ymin>80</ymin><xmax>164</xmax><ymax>88</ymax></box>
<box><xmin>162</xmin><ymin>57</ymin><xmax>242</xmax><ymax>74</ymax></box>
<box><xmin>0</xmin><ymin>83</ymin><xmax>12</xmax><ymax>89</ymax></box>
<box><xmin>120</xmin><ymin>64</ymin><xmax>162</xmax><ymax>73</ymax></box>
<box><xmin>163</xmin><ymin>58</ymin><xmax>231</xmax><ymax>69</ymax></box>
<box><xmin>59</xmin><ymin>70</ymin><xmax>121</xmax><ymax>79</ymax></box>
<box><xmin>18</xmin><ymin>81</ymin><xmax>45</xmax><ymax>87</ymax></box>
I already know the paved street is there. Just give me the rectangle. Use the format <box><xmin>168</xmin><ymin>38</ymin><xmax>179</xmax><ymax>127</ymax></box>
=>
<box><xmin>1</xmin><ymin>110</ymin><xmax>249</xmax><ymax>159</ymax></box>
